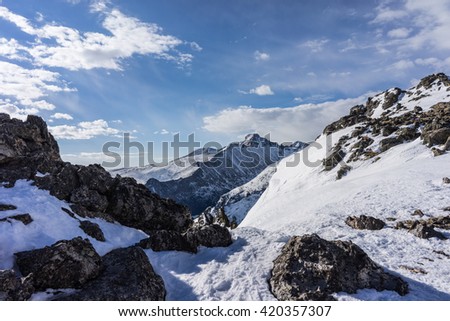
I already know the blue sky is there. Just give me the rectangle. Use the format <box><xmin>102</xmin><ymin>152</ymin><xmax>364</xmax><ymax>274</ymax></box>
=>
<box><xmin>1</xmin><ymin>0</ymin><xmax>450</xmax><ymax>166</ymax></box>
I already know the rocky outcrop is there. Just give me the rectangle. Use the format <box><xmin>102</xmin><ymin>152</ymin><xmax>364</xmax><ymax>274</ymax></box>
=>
<box><xmin>15</xmin><ymin>237</ymin><xmax>102</xmax><ymax>291</ymax></box>
<box><xmin>137</xmin><ymin>230</ymin><xmax>198</xmax><ymax>253</ymax></box>
<box><xmin>0</xmin><ymin>114</ymin><xmax>61</xmax><ymax>183</ymax></box>
<box><xmin>58</xmin><ymin>246</ymin><xmax>165</xmax><ymax>301</ymax></box>
<box><xmin>269</xmin><ymin>234</ymin><xmax>408</xmax><ymax>301</ymax></box>
<box><xmin>0</xmin><ymin>270</ymin><xmax>34</xmax><ymax>301</ymax></box>
<box><xmin>395</xmin><ymin>217</ymin><xmax>449</xmax><ymax>239</ymax></box>
<box><xmin>0</xmin><ymin>213</ymin><xmax>33</xmax><ymax>225</ymax></box>
<box><xmin>185</xmin><ymin>224</ymin><xmax>233</xmax><ymax>248</ymax></box>
<box><xmin>345</xmin><ymin>215</ymin><xmax>385</xmax><ymax>230</ymax></box>
<box><xmin>79</xmin><ymin>221</ymin><xmax>105</xmax><ymax>242</ymax></box>
<box><xmin>0</xmin><ymin>204</ymin><xmax>17</xmax><ymax>211</ymax></box>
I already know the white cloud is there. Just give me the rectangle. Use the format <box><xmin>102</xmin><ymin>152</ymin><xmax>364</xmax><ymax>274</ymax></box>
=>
<box><xmin>371</xmin><ymin>6</ymin><xmax>408</xmax><ymax>23</ymax></box>
<box><xmin>0</xmin><ymin>61</ymin><xmax>74</xmax><ymax>118</ymax></box>
<box><xmin>249</xmin><ymin>85</ymin><xmax>274</xmax><ymax>96</ymax></box>
<box><xmin>415</xmin><ymin>57</ymin><xmax>450</xmax><ymax>68</ymax></box>
<box><xmin>387</xmin><ymin>27</ymin><xmax>411</xmax><ymax>38</ymax></box>
<box><xmin>254</xmin><ymin>50</ymin><xmax>270</xmax><ymax>61</ymax></box>
<box><xmin>302</xmin><ymin>39</ymin><xmax>329</xmax><ymax>53</ymax></box>
<box><xmin>190</xmin><ymin>42</ymin><xmax>203</xmax><ymax>52</ymax></box>
<box><xmin>389</xmin><ymin>59</ymin><xmax>415</xmax><ymax>70</ymax></box>
<box><xmin>51</xmin><ymin>112</ymin><xmax>73</xmax><ymax>120</ymax></box>
<box><xmin>0</xmin><ymin>5</ymin><xmax>194</xmax><ymax>70</ymax></box>
<box><xmin>49</xmin><ymin>119</ymin><xmax>120</xmax><ymax>139</ymax></box>
<box><xmin>202</xmin><ymin>95</ymin><xmax>369</xmax><ymax>142</ymax></box>
<box><xmin>154</xmin><ymin>129</ymin><xmax>170</xmax><ymax>135</ymax></box>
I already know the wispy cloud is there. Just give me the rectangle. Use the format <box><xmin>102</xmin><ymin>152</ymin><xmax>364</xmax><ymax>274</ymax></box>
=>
<box><xmin>50</xmin><ymin>112</ymin><xmax>73</xmax><ymax>120</ymax></box>
<box><xmin>254</xmin><ymin>50</ymin><xmax>270</xmax><ymax>61</ymax></box>
<box><xmin>203</xmin><ymin>95</ymin><xmax>369</xmax><ymax>142</ymax></box>
<box><xmin>301</xmin><ymin>39</ymin><xmax>329</xmax><ymax>53</ymax></box>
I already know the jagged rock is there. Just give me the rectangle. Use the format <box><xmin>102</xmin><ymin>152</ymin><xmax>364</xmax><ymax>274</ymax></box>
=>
<box><xmin>409</xmin><ymin>225</ymin><xmax>446</xmax><ymax>240</ymax></box>
<box><xmin>0</xmin><ymin>114</ymin><xmax>61</xmax><ymax>183</ymax></box>
<box><xmin>396</xmin><ymin>127</ymin><xmax>419</xmax><ymax>141</ymax></box>
<box><xmin>382</xmin><ymin>125</ymin><xmax>398</xmax><ymax>137</ymax></box>
<box><xmin>58</xmin><ymin>246</ymin><xmax>165</xmax><ymax>301</ymax></box>
<box><xmin>79</xmin><ymin>221</ymin><xmax>105</xmax><ymax>242</ymax></box>
<box><xmin>0</xmin><ymin>213</ymin><xmax>33</xmax><ymax>225</ymax></box>
<box><xmin>414</xmin><ymin>106</ymin><xmax>423</xmax><ymax>113</ymax></box>
<box><xmin>0</xmin><ymin>270</ymin><xmax>34</xmax><ymax>301</ymax></box>
<box><xmin>380</xmin><ymin>137</ymin><xmax>403</xmax><ymax>152</ymax></box>
<box><xmin>427</xmin><ymin>215</ymin><xmax>450</xmax><ymax>229</ymax></box>
<box><xmin>412</xmin><ymin>209</ymin><xmax>424</xmax><ymax>217</ymax></box>
<box><xmin>0</xmin><ymin>204</ymin><xmax>17</xmax><ymax>211</ymax></box>
<box><xmin>323</xmin><ymin>149</ymin><xmax>346</xmax><ymax>171</ymax></box>
<box><xmin>417</xmin><ymin>73</ymin><xmax>450</xmax><ymax>90</ymax></box>
<box><xmin>15</xmin><ymin>237</ymin><xmax>102</xmax><ymax>290</ymax></box>
<box><xmin>269</xmin><ymin>234</ymin><xmax>408</xmax><ymax>301</ymax></box>
<box><xmin>382</xmin><ymin>88</ymin><xmax>403</xmax><ymax>110</ymax></box>
<box><xmin>423</xmin><ymin>128</ymin><xmax>450</xmax><ymax>147</ymax></box>
<box><xmin>431</xmin><ymin>147</ymin><xmax>446</xmax><ymax>157</ymax></box>
<box><xmin>345</xmin><ymin>215</ymin><xmax>385</xmax><ymax>230</ymax></box>
<box><xmin>137</xmin><ymin>230</ymin><xmax>197</xmax><ymax>253</ymax></box>
<box><xmin>185</xmin><ymin>224</ymin><xmax>233</xmax><ymax>248</ymax></box>
<box><xmin>70</xmin><ymin>186</ymin><xmax>109</xmax><ymax>212</ymax></box>
<box><xmin>108</xmin><ymin>177</ymin><xmax>192</xmax><ymax>233</ymax></box>
<box><xmin>336</xmin><ymin>165</ymin><xmax>352</xmax><ymax>180</ymax></box>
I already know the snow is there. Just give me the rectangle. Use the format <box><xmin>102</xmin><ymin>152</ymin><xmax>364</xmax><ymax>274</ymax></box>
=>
<box><xmin>0</xmin><ymin>180</ymin><xmax>147</xmax><ymax>270</ymax></box>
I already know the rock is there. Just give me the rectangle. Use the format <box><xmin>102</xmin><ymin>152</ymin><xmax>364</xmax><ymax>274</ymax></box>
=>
<box><xmin>443</xmin><ymin>177</ymin><xmax>450</xmax><ymax>184</ymax></box>
<box><xmin>444</xmin><ymin>137</ymin><xmax>450</xmax><ymax>151</ymax></box>
<box><xmin>323</xmin><ymin>149</ymin><xmax>346</xmax><ymax>171</ymax></box>
<box><xmin>399</xmin><ymin>265</ymin><xmax>427</xmax><ymax>275</ymax></box>
<box><xmin>396</xmin><ymin>127</ymin><xmax>419</xmax><ymax>141</ymax></box>
<box><xmin>411</xmin><ymin>209</ymin><xmax>424</xmax><ymax>217</ymax></box>
<box><xmin>380</xmin><ymin>137</ymin><xmax>403</xmax><ymax>152</ymax></box>
<box><xmin>269</xmin><ymin>234</ymin><xmax>408</xmax><ymax>301</ymax></box>
<box><xmin>58</xmin><ymin>246</ymin><xmax>165</xmax><ymax>301</ymax></box>
<box><xmin>137</xmin><ymin>230</ymin><xmax>197</xmax><ymax>253</ymax></box>
<box><xmin>0</xmin><ymin>270</ymin><xmax>34</xmax><ymax>301</ymax></box>
<box><xmin>427</xmin><ymin>215</ymin><xmax>450</xmax><ymax>229</ymax></box>
<box><xmin>408</xmin><ymin>224</ymin><xmax>447</xmax><ymax>240</ymax></box>
<box><xmin>79</xmin><ymin>221</ymin><xmax>105</xmax><ymax>242</ymax></box>
<box><xmin>15</xmin><ymin>237</ymin><xmax>102</xmax><ymax>291</ymax></box>
<box><xmin>423</xmin><ymin>128</ymin><xmax>450</xmax><ymax>147</ymax></box>
<box><xmin>0</xmin><ymin>204</ymin><xmax>17</xmax><ymax>211</ymax></box>
<box><xmin>382</xmin><ymin>88</ymin><xmax>403</xmax><ymax>110</ymax></box>
<box><xmin>431</xmin><ymin>147</ymin><xmax>446</xmax><ymax>157</ymax></box>
<box><xmin>0</xmin><ymin>213</ymin><xmax>33</xmax><ymax>225</ymax></box>
<box><xmin>345</xmin><ymin>215</ymin><xmax>386</xmax><ymax>230</ymax></box>
<box><xmin>382</xmin><ymin>125</ymin><xmax>398</xmax><ymax>137</ymax></box>
<box><xmin>414</xmin><ymin>106</ymin><xmax>423</xmax><ymax>113</ymax></box>
<box><xmin>0</xmin><ymin>115</ymin><xmax>61</xmax><ymax>183</ymax></box>
<box><xmin>70</xmin><ymin>186</ymin><xmax>109</xmax><ymax>212</ymax></box>
<box><xmin>336</xmin><ymin>165</ymin><xmax>352</xmax><ymax>180</ymax></box>
<box><xmin>417</xmin><ymin>73</ymin><xmax>450</xmax><ymax>90</ymax></box>
<box><xmin>108</xmin><ymin>177</ymin><xmax>192</xmax><ymax>233</ymax></box>
<box><xmin>185</xmin><ymin>224</ymin><xmax>233</xmax><ymax>248</ymax></box>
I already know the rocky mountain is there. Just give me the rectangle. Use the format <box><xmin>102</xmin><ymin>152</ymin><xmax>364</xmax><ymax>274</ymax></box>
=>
<box><xmin>142</xmin><ymin>134</ymin><xmax>307</xmax><ymax>216</ymax></box>
<box><xmin>0</xmin><ymin>114</ymin><xmax>232</xmax><ymax>301</ymax></box>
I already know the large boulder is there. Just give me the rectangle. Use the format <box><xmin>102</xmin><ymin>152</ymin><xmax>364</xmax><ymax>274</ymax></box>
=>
<box><xmin>345</xmin><ymin>215</ymin><xmax>385</xmax><ymax>230</ymax></box>
<box><xmin>15</xmin><ymin>237</ymin><xmax>102</xmax><ymax>291</ymax></box>
<box><xmin>59</xmin><ymin>246</ymin><xmax>165</xmax><ymax>300</ymax></box>
<box><xmin>137</xmin><ymin>230</ymin><xmax>197</xmax><ymax>253</ymax></box>
<box><xmin>422</xmin><ymin>128</ymin><xmax>450</xmax><ymax>147</ymax></box>
<box><xmin>0</xmin><ymin>270</ymin><xmax>34</xmax><ymax>301</ymax></box>
<box><xmin>185</xmin><ymin>224</ymin><xmax>233</xmax><ymax>248</ymax></box>
<box><xmin>270</xmin><ymin>234</ymin><xmax>408</xmax><ymax>301</ymax></box>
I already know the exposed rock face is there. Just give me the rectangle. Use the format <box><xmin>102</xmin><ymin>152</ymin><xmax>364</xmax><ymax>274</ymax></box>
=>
<box><xmin>186</xmin><ymin>224</ymin><xmax>233</xmax><ymax>248</ymax></box>
<box><xmin>15</xmin><ymin>237</ymin><xmax>102</xmax><ymax>291</ymax></box>
<box><xmin>270</xmin><ymin>234</ymin><xmax>408</xmax><ymax>301</ymax></box>
<box><xmin>0</xmin><ymin>270</ymin><xmax>34</xmax><ymax>301</ymax></box>
<box><xmin>0</xmin><ymin>213</ymin><xmax>33</xmax><ymax>225</ymax></box>
<box><xmin>345</xmin><ymin>215</ymin><xmax>386</xmax><ymax>230</ymax></box>
<box><xmin>396</xmin><ymin>216</ymin><xmax>449</xmax><ymax>239</ymax></box>
<box><xmin>0</xmin><ymin>114</ymin><xmax>61</xmax><ymax>183</ymax></box>
<box><xmin>137</xmin><ymin>230</ymin><xmax>197</xmax><ymax>253</ymax></box>
<box><xmin>59</xmin><ymin>246</ymin><xmax>165</xmax><ymax>301</ymax></box>
<box><xmin>79</xmin><ymin>221</ymin><xmax>105</xmax><ymax>242</ymax></box>
<box><xmin>0</xmin><ymin>204</ymin><xmax>17</xmax><ymax>211</ymax></box>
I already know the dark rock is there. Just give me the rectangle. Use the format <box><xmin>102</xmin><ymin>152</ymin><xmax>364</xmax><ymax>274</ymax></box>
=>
<box><xmin>382</xmin><ymin>125</ymin><xmax>398</xmax><ymax>137</ymax></box>
<box><xmin>108</xmin><ymin>177</ymin><xmax>192</xmax><ymax>233</ymax></box>
<box><xmin>0</xmin><ymin>213</ymin><xmax>33</xmax><ymax>225</ymax></box>
<box><xmin>185</xmin><ymin>224</ymin><xmax>233</xmax><ymax>248</ymax></box>
<box><xmin>0</xmin><ymin>270</ymin><xmax>34</xmax><ymax>301</ymax></box>
<box><xmin>58</xmin><ymin>246</ymin><xmax>165</xmax><ymax>301</ymax></box>
<box><xmin>417</xmin><ymin>73</ymin><xmax>450</xmax><ymax>90</ymax></box>
<box><xmin>414</xmin><ymin>106</ymin><xmax>423</xmax><ymax>113</ymax></box>
<box><xmin>269</xmin><ymin>234</ymin><xmax>408</xmax><ymax>301</ymax></box>
<box><xmin>0</xmin><ymin>204</ymin><xmax>17</xmax><ymax>211</ymax></box>
<box><xmin>15</xmin><ymin>237</ymin><xmax>102</xmax><ymax>290</ymax></box>
<box><xmin>137</xmin><ymin>230</ymin><xmax>197</xmax><ymax>253</ymax></box>
<box><xmin>79</xmin><ymin>221</ymin><xmax>105</xmax><ymax>242</ymax></box>
<box><xmin>323</xmin><ymin>149</ymin><xmax>346</xmax><ymax>171</ymax></box>
<box><xmin>409</xmin><ymin>224</ymin><xmax>446</xmax><ymax>240</ymax></box>
<box><xmin>345</xmin><ymin>215</ymin><xmax>386</xmax><ymax>230</ymax></box>
<box><xmin>399</xmin><ymin>265</ymin><xmax>427</xmax><ymax>274</ymax></box>
<box><xmin>380</xmin><ymin>136</ymin><xmax>403</xmax><ymax>152</ymax></box>
<box><xmin>431</xmin><ymin>147</ymin><xmax>446</xmax><ymax>157</ymax></box>
<box><xmin>412</xmin><ymin>209</ymin><xmax>424</xmax><ymax>217</ymax></box>
<box><xmin>396</xmin><ymin>127</ymin><xmax>419</xmax><ymax>141</ymax></box>
<box><xmin>70</xmin><ymin>186</ymin><xmax>109</xmax><ymax>212</ymax></box>
<box><xmin>423</xmin><ymin>128</ymin><xmax>450</xmax><ymax>147</ymax></box>
<box><xmin>427</xmin><ymin>215</ymin><xmax>450</xmax><ymax>229</ymax></box>
<box><xmin>382</xmin><ymin>88</ymin><xmax>403</xmax><ymax>110</ymax></box>
<box><xmin>336</xmin><ymin>165</ymin><xmax>352</xmax><ymax>180</ymax></box>
<box><xmin>444</xmin><ymin>137</ymin><xmax>450</xmax><ymax>151</ymax></box>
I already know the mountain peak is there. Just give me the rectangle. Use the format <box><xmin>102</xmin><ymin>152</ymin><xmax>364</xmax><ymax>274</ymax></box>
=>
<box><xmin>416</xmin><ymin>72</ymin><xmax>450</xmax><ymax>90</ymax></box>
<box><xmin>244</xmin><ymin>133</ymin><xmax>264</xmax><ymax>142</ymax></box>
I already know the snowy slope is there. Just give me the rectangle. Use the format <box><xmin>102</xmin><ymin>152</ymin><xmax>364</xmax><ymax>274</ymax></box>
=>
<box><xmin>146</xmin><ymin>74</ymin><xmax>450</xmax><ymax>301</ymax></box>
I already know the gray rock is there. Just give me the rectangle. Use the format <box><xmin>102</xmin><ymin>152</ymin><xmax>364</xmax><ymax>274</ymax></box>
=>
<box><xmin>380</xmin><ymin>137</ymin><xmax>404</xmax><ymax>152</ymax></box>
<box><xmin>270</xmin><ymin>234</ymin><xmax>408</xmax><ymax>301</ymax></box>
<box><xmin>443</xmin><ymin>177</ymin><xmax>450</xmax><ymax>184</ymax></box>
<box><xmin>15</xmin><ymin>237</ymin><xmax>102</xmax><ymax>290</ymax></box>
<box><xmin>185</xmin><ymin>224</ymin><xmax>233</xmax><ymax>248</ymax></box>
<box><xmin>58</xmin><ymin>246</ymin><xmax>165</xmax><ymax>301</ymax></box>
<box><xmin>0</xmin><ymin>213</ymin><xmax>33</xmax><ymax>225</ymax></box>
<box><xmin>0</xmin><ymin>204</ymin><xmax>17</xmax><ymax>211</ymax></box>
<box><xmin>423</xmin><ymin>128</ymin><xmax>450</xmax><ymax>147</ymax></box>
<box><xmin>0</xmin><ymin>270</ymin><xmax>34</xmax><ymax>301</ymax></box>
<box><xmin>79</xmin><ymin>221</ymin><xmax>105</xmax><ymax>242</ymax></box>
<box><xmin>345</xmin><ymin>215</ymin><xmax>385</xmax><ymax>230</ymax></box>
<box><xmin>137</xmin><ymin>230</ymin><xmax>197</xmax><ymax>253</ymax></box>
<box><xmin>409</xmin><ymin>224</ymin><xmax>447</xmax><ymax>240</ymax></box>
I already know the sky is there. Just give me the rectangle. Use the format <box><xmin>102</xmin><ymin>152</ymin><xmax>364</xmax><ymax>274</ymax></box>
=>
<box><xmin>1</xmin><ymin>0</ymin><xmax>450</xmax><ymax>167</ymax></box>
